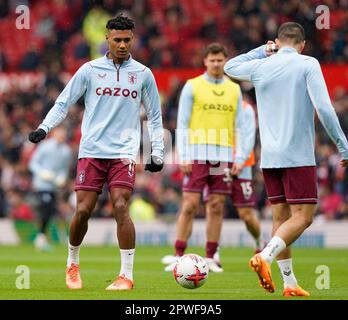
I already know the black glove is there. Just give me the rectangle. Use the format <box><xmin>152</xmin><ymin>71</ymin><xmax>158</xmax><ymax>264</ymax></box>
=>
<box><xmin>28</xmin><ymin>128</ymin><xmax>47</xmax><ymax>143</ymax></box>
<box><xmin>145</xmin><ymin>155</ymin><xmax>164</xmax><ymax>172</ymax></box>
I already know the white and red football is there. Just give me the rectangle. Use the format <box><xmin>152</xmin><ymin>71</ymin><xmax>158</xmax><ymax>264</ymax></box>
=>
<box><xmin>173</xmin><ymin>253</ymin><xmax>209</xmax><ymax>289</ymax></box>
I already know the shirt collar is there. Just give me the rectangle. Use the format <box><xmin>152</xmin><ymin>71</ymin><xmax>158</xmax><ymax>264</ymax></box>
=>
<box><xmin>104</xmin><ymin>51</ymin><xmax>133</xmax><ymax>66</ymax></box>
<box><xmin>203</xmin><ymin>72</ymin><xmax>225</xmax><ymax>84</ymax></box>
<box><xmin>278</xmin><ymin>47</ymin><xmax>298</xmax><ymax>54</ymax></box>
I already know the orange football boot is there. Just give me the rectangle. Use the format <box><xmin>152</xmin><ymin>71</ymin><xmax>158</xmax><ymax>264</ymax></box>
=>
<box><xmin>283</xmin><ymin>286</ymin><xmax>310</xmax><ymax>297</ymax></box>
<box><xmin>249</xmin><ymin>254</ymin><xmax>275</xmax><ymax>293</ymax></box>
<box><xmin>106</xmin><ymin>274</ymin><xmax>134</xmax><ymax>290</ymax></box>
<box><xmin>66</xmin><ymin>263</ymin><xmax>82</xmax><ymax>289</ymax></box>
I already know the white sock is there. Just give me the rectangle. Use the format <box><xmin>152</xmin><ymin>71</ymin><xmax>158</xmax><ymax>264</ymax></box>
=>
<box><xmin>120</xmin><ymin>249</ymin><xmax>135</xmax><ymax>281</ymax></box>
<box><xmin>67</xmin><ymin>243</ymin><xmax>80</xmax><ymax>266</ymax></box>
<box><xmin>260</xmin><ymin>236</ymin><xmax>286</xmax><ymax>264</ymax></box>
<box><xmin>277</xmin><ymin>258</ymin><xmax>298</xmax><ymax>288</ymax></box>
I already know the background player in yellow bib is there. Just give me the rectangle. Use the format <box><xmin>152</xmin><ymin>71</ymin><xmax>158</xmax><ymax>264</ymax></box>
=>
<box><xmin>162</xmin><ymin>43</ymin><xmax>249</xmax><ymax>272</ymax></box>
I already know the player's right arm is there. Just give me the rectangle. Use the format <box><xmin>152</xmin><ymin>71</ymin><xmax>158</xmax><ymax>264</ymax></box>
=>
<box><xmin>176</xmin><ymin>82</ymin><xmax>194</xmax><ymax>175</ymax></box>
<box><xmin>306</xmin><ymin>58</ymin><xmax>348</xmax><ymax>166</ymax></box>
<box><xmin>29</xmin><ymin>63</ymin><xmax>92</xmax><ymax>143</ymax></box>
<box><xmin>224</xmin><ymin>41</ymin><xmax>278</xmax><ymax>82</ymax></box>
<box><xmin>224</xmin><ymin>45</ymin><xmax>267</xmax><ymax>82</ymax></box>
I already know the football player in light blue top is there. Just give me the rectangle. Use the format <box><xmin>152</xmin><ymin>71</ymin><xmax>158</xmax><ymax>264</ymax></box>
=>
<box><xmin>224</xmin><ymin>22</ymin><xmax>348</xmax><ymax>296</ymax></box>
<box><xmin>28</xmin><ymin>15</ymin><xmax>165</xmax><ymax>291</ymax></box>
<box><xmin>29</xmin><ymin>126</ymin><xmax>72</xmax><ymax>252</ymax></box>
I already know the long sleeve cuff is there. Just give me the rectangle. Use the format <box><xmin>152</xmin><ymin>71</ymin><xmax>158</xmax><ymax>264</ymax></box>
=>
<box><xmin>151</xmin><ymin>148</ymin><xmax>164</xmax><ymax>160</ymax></box>
<box><xmin>38</xmin><ymin>124</ymin><xmax>50</xmax><ymax>133</ymax></box>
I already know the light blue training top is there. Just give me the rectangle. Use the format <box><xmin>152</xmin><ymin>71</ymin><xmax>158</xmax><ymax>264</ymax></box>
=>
<box><xmin>224</xmin><ymin>45</ymin><xmax>348</xmax><ymax>168</ymax></box>
<box><xmin>39</xmin><ymin>53</ymin><xmax>164</xmax><ymax>162</ymax></box>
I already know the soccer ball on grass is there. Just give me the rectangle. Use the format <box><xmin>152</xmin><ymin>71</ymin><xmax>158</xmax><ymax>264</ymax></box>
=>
<box><xmin>173</xmin><ymin>254</ymin><xmax>208</xmax><ymax>289</ymax></box>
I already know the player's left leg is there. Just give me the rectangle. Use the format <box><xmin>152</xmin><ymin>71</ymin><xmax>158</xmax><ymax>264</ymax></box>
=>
<box><xmin>271</xmin><ymin>203</ymin><xmax>314</xmax><ymax>296</ymax></box>
<box><xmin>252</xmin><ymin>167</ymin><xmax>316</xmax><ymax>295</ymax></box>
<box><xmin>274</xmin><ymin>204</ymin><xmax>316</xmax><ymax>244</ymax></box>
<box><xmin>260</xmin><ymin>166</ymin><xmax>317</xmax><ymax>264</ymax></box>
<box><xmin>249</xmin><ymin>203</ymin><xmax>287</xmax><ymax>293</ymax></box>
<box><xmin>205</xmin><ymin>193</ymin><xmax>225</xmax><ymax>272</ymax></box>
<box><xmin>202</xmin><ymin>185</ymin><xmax>222</xmax><ymax>267</ymax></box>
<box><xmin>106</xmin><ymin>159</ymin><xmax>136</xmax><ymax>290</ymax></box>
<box><xmin>271</xmin><ymin>204</ymin><xmax>310</xmax><ymax>296</ymax></box>
<box><xmin>205</xmin><ymin>161</ymin><xmax>233</xmax><ymax>272</ymax></box>
<box><xmin>250</xmin><ymin>203</ymin><xmax>311</xmax><ymax>296</ymax></box>
<box><xmin>106</xmin><ymin>187</ymin><xmax>135</xmax><ymax>290</ymax></box>
<box><xmin>249</xmin><ymin>168</ymin><xmax>285</xmax><ymax>293</ymax></box>
<box><xmin>272</xmin><ymin>203</ymin><xmax>298</xmax><ymax>289</ymax></box>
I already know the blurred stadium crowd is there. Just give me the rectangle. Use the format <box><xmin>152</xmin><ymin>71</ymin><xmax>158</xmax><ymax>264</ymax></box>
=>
<box><xmin>0</xmin><ymin>0</ymin><xmax>348</xmax><ymax>225</ymax></box>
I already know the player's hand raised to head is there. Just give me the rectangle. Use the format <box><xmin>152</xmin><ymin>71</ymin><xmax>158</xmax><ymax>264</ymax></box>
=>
<box><xmin>265</xmin><ymin>40</ymin><xmax>279</xmax><ymax>56</ymax></box>
<box><xmin>145</xmin><ymin>155</ymin><xmax>164</xmax><ymax>172</ymax></box>
<box><xmin>28</xmin><ymin>128</ymin><xmax>47</xmax><ymax>144</ymax></box>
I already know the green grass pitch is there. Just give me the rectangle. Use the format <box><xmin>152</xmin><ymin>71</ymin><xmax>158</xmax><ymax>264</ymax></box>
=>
<box><xmin>0</xmin><ymin>245</ymin><xmax>347</xmax><ymax>300</ymax></box>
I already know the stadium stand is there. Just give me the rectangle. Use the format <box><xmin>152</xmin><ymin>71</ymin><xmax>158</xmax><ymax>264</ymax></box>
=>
<box><xmin>0</xmin><ymin>0</ymin><xmax>347</xmax><ymax>226</ymax></box>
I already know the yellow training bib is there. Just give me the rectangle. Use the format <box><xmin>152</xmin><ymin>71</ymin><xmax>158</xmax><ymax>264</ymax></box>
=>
<box><xmin>188</xmin><ymin>75</ymin><xmax>241</xmax><ymax>147</ymax></box>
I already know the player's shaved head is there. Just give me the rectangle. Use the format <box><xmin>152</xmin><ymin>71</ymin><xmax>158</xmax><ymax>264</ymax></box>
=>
<box><xmin>278</xmin><ymin>22</ymin><xmax>305</xmax><ymax>45</ymax></box>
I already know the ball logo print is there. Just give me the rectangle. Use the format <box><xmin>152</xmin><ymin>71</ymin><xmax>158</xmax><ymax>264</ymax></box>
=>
<box><xmin>188</xmin><ymin>254</ymin><xmax>199</xmax><ymax>263</ymax></box>
<box><xmin>173</xmin><ymin>254</ymin><xmax>208</xmax><ymax>289</ymax></box>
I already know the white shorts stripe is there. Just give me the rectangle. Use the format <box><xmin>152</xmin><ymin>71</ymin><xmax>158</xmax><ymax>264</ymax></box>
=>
<box><xmin>268</xmin><ymin>195</ymin><xmax>286</xmax><ymax>199</ymax></box>
<box><xmin>287</xmin><ymin>198</ymin><xmax>318</xmax><ymax>201</ymax></box>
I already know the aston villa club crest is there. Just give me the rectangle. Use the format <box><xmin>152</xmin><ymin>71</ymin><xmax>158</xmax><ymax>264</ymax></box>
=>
<box><xmin>78</xmin><ymin>171</ymin><xmax>85</xmax><ymax>184</ymax></box>
<box><xmin>128</xmin><ymin>72</ymin><xmax>137</xmax><ymax>85</ymax></box>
